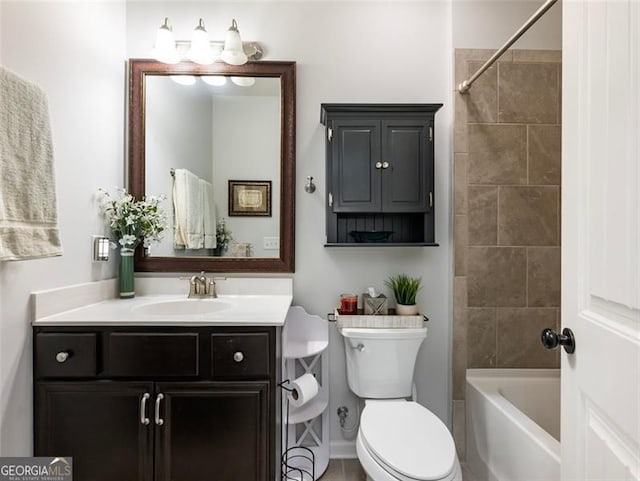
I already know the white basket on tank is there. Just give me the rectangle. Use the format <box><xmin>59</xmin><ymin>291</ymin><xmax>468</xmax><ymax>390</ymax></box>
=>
<box><xmin>333</xmin><ymin>309</ymin><xmax>426</xmax><ymax>329</ymax></box>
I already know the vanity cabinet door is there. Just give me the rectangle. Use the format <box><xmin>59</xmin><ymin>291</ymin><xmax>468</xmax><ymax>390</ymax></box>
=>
<box><xmin>154</xmin><ymin>382</ymin><xmax>270</xmax><ymax>481</ymax></box>
<box><xmin>35</xmin><ymin>381</ymin><xmax>154</xmax><ymax>481</ymax></box>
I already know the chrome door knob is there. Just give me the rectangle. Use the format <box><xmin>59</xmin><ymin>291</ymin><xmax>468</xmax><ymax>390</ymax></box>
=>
<box><xmin>233</xmin><ymin>351</ymin><xmax>244</xmax><ymax>363</ymax></box>
<box><xmin>541</xmin><ymin>327</ymin><xmax>576</xmax><ymax>354</ymax></box>
<box><xmin>375</xmin><ymin>162</ymin><xmax>383</xmax><ymax>169</ymax></box>
<box><xmin>382</xmin><ymin>161</ymin><xmax>390</xmax><ymax>169</ymax></box>
<box><xmin>56</xmin><ymin>351</ymin><xmax>70</xmax><ymax>363</ymax></box>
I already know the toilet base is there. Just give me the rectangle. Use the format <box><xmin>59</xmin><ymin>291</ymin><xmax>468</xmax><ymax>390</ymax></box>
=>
<box><xmin>356</xmin><ymin>431</ymin><xmax>463</xmax><ymax>481</ymax></box>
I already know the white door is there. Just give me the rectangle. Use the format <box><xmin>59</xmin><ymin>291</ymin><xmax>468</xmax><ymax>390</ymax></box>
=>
<box><xmin>562</xmin><ymin>0</ymin><xmax>640</xmax><ymax>480</ymax></box>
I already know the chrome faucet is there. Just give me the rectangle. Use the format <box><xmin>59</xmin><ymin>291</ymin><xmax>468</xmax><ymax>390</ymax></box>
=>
<box><xmin>187</xmin><ymin>271</ymin><xmax>217</xmax><ymax>298</ymax></box>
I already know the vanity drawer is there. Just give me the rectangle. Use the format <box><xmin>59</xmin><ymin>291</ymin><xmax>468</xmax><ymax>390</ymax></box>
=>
<box><xmin>106</xmin><ymin>333</ymin><xmax>199</xmax><ymax>377</ymax></box>
<box><xmin>211</xmin><ymin>333</ymin><xmax>270</xmax><ymax>379</ymax></box>
<box><xmin>35</xmin><ymin>333</ymin><xmax>97</xmax><ymax>378</ymax></box>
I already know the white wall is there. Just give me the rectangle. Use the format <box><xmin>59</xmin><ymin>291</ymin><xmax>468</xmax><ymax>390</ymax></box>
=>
<box><xmin>146</xmin><ymin>77</ymin><xmax>214</xmax><ymax>256</ymax></box>
<box><xmin>453</xmin><ymin>0</ymin><xmax>562</xmax><ymax>49</ymax></box>
<box><xmin>0</xmin><ymin>0</ymin><xmax>454</xmax><ymax>456</ymax></box>
<box><xmin>212</xmin><ymin>95</ymin><xmax>280</xmax><ymax>258</ymax></box>
<box><xmin>0</xmin><ymin>1</ymin><xmax>125</xmax><ymax>455</ymax></box>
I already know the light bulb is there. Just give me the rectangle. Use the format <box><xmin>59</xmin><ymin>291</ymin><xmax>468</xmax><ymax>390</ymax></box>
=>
<box><xmin>170</xmin><ymin>75</ymin><xmax>196</xmax><ymax>86</ymax></box>
<box><xmin>231</xmin><ymin>76</ymin><xmax>255</xmax><ymax>87</ymax></box>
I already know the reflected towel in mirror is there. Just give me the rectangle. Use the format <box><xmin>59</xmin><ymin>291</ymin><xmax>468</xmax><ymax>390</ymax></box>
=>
<box><xmin>173</xmin><ymin>168</ymin><xmax>203</xmax><ymax>249</ymax></box>
<box><xmin>200</xmin><ymin>178</ymin><xmax>216</xmax><ymax>249</ymax></box>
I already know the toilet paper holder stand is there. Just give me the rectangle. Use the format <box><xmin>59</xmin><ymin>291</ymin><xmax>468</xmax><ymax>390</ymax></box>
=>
<box><xmin>279</xmin><ymin>379</ymin><xmax>316</xmax><ymax>481</ymax></box>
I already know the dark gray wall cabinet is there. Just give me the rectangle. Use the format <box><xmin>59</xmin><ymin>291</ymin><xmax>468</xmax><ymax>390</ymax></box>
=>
<box><xmin>34</xmin><ymin>326</ymin><xmax>279</xmax><ymax>481</ymax></box>
<box><xmin>321</xmin><ymin>104</ymin><xmax>442</xmax><ymax>245</ymax></box>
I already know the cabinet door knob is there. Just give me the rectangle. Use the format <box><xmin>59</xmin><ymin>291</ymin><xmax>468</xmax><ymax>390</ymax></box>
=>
<box><xmin>375</xmin><ymin>162</ymin><xmax>382</xmax><ymax>169</ymax></box>
<box><xmin>55</xmin><ymin>351</ymin><xmax>70</xmax><ymax>363</ymax></box>
<box><xmin>382</xmin><ymin>161</ymin><xmax>390</xmax><ymax>169</ymax></box>
<box><xmin>140</xmin><ymin>393</ymin><xmax>150</xmax><ymax>425</ymax></box>
<box><xmin>155</xmin><ymin>393</ymin><xmax>164</xmax><ymax>426</ymax></box>
<box><xmin>233</xmin><ymin>351</ymin><xmax>244</xmax><ymax>363</ymax></box>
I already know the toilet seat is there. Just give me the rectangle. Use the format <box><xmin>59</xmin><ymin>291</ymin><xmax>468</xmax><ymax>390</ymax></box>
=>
<box><xmin>358</xmin><ymin>401</ymin><xmax>459</xmax><ymax>481</ymax></box>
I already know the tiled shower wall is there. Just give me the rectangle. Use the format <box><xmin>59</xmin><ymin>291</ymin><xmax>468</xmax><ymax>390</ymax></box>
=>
<box><xmin>452</xmin><ymin>49</ymin><xmax>562</xmax><ymax>457</ymax></box>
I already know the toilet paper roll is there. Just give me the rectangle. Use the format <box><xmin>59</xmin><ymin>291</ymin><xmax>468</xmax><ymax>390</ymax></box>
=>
<box><xmin>287</xmin><ymin>373</ymin><xmax>319</xmax><ymax>407</ymax></box>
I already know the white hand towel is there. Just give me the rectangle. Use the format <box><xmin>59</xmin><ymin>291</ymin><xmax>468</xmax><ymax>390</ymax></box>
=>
<box><xmin>172</xmin><ymin>168</ymin><xmax>203</xmax><ymax>249</ymax></box>
<box><xmin>200</xmin><ymin>179</ymin><xmax>217</xmax><ymax>249</ymax></box>
<box><xmin>0</xmin><ymin>66</ymin><xmax>63</xmax><ymax>261</ymax></box>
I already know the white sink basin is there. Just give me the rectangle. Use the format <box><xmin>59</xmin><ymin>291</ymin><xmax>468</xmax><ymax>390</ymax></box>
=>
<box><xmin>132</xmin><ymin>299</ymin><xmax>231</xmax><ymax>317</ymax></box>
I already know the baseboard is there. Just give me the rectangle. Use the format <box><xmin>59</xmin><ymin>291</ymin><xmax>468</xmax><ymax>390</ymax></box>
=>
<box><xmin>330</xmin><ymin>440</ymin><xmax>357</xmax><ymax>459</ymax></box>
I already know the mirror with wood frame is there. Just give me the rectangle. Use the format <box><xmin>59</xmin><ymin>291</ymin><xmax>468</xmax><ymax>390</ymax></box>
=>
<box><xmin>128</xmin><ymin>59</ymin><xmax>295</xmax><ymax>273</ymax></box>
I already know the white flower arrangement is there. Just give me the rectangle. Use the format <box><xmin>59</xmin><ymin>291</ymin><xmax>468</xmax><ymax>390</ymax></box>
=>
<box><xmin>216</xmin><ymin>218</ymin><xmax>233</xmax><ymax>251</ymax></box>
<box><xmin>98</xmin><ymin>188</ymin><xmax>168</xmax><ymax>250</ymax></box>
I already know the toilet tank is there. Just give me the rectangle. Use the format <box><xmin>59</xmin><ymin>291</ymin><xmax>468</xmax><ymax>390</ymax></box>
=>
<box><xmin>340</xmin><ymin>327</ymin><xmax>427</xmax><ymax>398</ymax></box>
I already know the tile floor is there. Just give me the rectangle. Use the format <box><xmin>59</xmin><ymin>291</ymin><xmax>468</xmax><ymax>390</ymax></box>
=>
<box><xmin>319</xmin><ymin>459</ymin><xmax>478</xmax><ymax>481</ymax></box>
<box><xmin>319</xmin><ymin>459</ymin><xmax>366</xmax><ymax>481</ymax></box>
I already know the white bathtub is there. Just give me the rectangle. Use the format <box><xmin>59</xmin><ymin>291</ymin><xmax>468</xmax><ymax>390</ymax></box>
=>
<box><xmin>466</xmin><ymin>369</ymin><xmax>561</xmax><ymax>481</ymax></box>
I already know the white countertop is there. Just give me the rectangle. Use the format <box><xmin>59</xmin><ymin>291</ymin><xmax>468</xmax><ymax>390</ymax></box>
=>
<box><xmin>33</xmin><ymin>294</ymin><xmax>293</xmax><ymax>327</ymax></box>
<box><xmin>31</xmin><ymin>277</ymin><xmax>293</xmax><ymax>327</ymax></box>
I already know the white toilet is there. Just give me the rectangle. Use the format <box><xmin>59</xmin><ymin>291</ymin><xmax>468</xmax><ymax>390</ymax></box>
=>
<box><xmin>340</xmin><ymin>327</ymin><xmax>462</xmax><ymax>481</ymax></box>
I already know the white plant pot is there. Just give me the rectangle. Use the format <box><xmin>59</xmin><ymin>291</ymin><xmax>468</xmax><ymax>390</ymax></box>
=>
<box><xmin>395</xmin><ymin>304</ymin><xmax>419</xmax><ymax>316</ymax></box>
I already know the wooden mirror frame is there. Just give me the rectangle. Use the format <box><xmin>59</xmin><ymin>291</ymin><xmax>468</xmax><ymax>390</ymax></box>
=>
<box><xmin>128</xmin><ymin>59</ymin><xmax>296</xmax><ymax>273</ymax></box>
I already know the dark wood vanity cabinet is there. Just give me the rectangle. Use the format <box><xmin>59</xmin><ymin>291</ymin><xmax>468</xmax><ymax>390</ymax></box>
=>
<box><xmin>34</xmin><ymin>326</ymin><xmax>279</xmax><ymax>481</ymax></box>
<box><xmin>321</xmin><ymin>104</ymin><xmax>442</xmax><ymax>246</ymax></box>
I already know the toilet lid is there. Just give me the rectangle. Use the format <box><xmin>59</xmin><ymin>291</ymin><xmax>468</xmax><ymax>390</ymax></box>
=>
<box><xmin>359</xmin><ymin>402</ymin><xmax>457</xmax><ymax>481</ymax></box>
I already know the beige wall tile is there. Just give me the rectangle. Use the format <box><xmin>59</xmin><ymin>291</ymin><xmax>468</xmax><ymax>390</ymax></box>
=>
<box><xmin>455</xmin><ymin>50</ymin><xmax>469</xmax><ymax>89</ymax></box>
<box><xmin>468</xmin><ymin>186</ymin><xmax>498</xmax><ymax>246</ymax></box>
<box><xmin>498</xmin><ymin>186</ymin><xmax>559</xmax><ymax>246</ymax></box>
<box><xmin>528</xmin><ymin>247</ymin><xmax>561</xmax><ymax>307</ymax></box>
<box><xmin>496</xmin><ymin>308</ymin><xmax>559</xmax><ymax>368</ymax></box>
<box><xmin>454</xmin><ymin>153</ymin><xmax>468</xmax><ymax>214</ymax></box>
<box><xmin>468</xmin><ymin>124</ymin><xmax>527</xmax><ymax>184</ymax></box>
<box><xmin>529</xmin><ymin>125</ymin><xmax>561</xmax><ymax>185</ymax></box>
<box><xmin>468</xmin><ymin>247</ymin><xmax>526</xmax><ymax>307</ymax></box>
<box><xmin>453</xmin><ymin>277</ymin><xmax>468</xmax><ymax>400</ymax></box>
<box><xmin>498</xmin><ymin>63</ymin><xmax>559</xmax><ymax>124</ymax></box>
<box><xmin>456</xmin><ymin>48</ymin><xmax>513</xmax><ymax>63</ymax></box>
<box><xmin>452</xmin><ymin>400</ymin><xmax>466</xmax><ymax>462</ymax></box>
<box><xmin>467</xmin><ymin>61</ymin><xmax>497</xmax><ymax>123</ymax></box>
<box><xmin>513</xmin><ymin>50</ymin><xmax>562</xmax><ymax>63</ymax></box>
<box><xmin>343</xmin><ymin>459</ymin><xmax>366</xmax><ymax>481</ymax></box>
<box><xmin>467</xmin><ymin>308</ymin><xmax>496</xmax><ymax>367</ymax></box>
<box><xmin>454</xmin><ymin>94</ymin><xmax>469</xmax><ymax>153</ymax></box>
<box><xmin>455</xmin><ymin>215</ymin><xmax>468</xmax><ymax>276</ymax></box>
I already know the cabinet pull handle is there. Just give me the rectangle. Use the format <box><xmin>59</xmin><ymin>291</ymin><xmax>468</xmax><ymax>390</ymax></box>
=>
<box><xmin>55</xmin><ymin>351</ymin><xmax>70</xmax><ymax>363</ymax></box>
<box><xmin>233</xmin><ymin>351</ymin><xmax>244</xmax><ymax>363</ymax></box>
<box><xmin>375</xmin><ymin>162</ymin><xmax>382</xmax><ymax>169</ymax></box>
<box><xmin>382</xmin><ymin>161</ymin><xmax>390</xmax><ymax>169</ymax></box>
<box><xmin>154</xmin><ymin>393</ymin><xmax>164</xmax><ymax>426</ymax></box>
<box><xmin>140</xmin><ymin>393</ymin><xmax>150</xmax><ymax>425</ymax></box>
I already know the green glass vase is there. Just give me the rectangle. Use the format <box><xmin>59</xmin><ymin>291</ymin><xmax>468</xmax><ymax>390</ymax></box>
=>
<box><xmin>119</xmin><ymin>247</ymin><xmax>135</xmax><ymax>299</ymax></box>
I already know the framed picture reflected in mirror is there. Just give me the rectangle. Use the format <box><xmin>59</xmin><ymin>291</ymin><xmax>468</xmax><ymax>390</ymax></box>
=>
<box><xmin>229</xmin><ymin>180</ymin><xmax>272</xmax><ymax>217</ymax></box>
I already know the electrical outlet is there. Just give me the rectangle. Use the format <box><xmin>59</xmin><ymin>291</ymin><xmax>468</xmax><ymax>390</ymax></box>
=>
<box><xmin>263</xmin><ymin>237</ymin><xmax>280</xmax><ymax>250</ymax></box>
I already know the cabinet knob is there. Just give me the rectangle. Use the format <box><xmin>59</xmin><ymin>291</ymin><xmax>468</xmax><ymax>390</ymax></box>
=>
<box><xmin>382</xmin><ymin>161</ymin><xmax>390</xmax><ymax>169</ymax></box>
<box><xmin>375</xmin><ymin>162</ymin><xmax>382</xmax><ymax>169</ymax></box>
<box><xmin>233</xmin><ymin>351</ymin><xmax>244</xmax><ymax>363</ymax></box>
<box><xmin>55</xmin><ymin>351</ymin><xmax>70</xmax><ymax>363</ymax></box>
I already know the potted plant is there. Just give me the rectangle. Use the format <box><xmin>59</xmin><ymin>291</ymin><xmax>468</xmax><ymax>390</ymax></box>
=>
<box><xmin>214</xmin><ymin>218</ymin><xmax>233</xmax><ymax>256</ymax></box>
<box><xmin>385</xmin><ymin>274</ymin><xmax>422</xmax><ymax>315</ymax></box>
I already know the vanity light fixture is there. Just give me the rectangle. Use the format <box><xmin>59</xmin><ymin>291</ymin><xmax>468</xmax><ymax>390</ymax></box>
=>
<box><xmin>220</xmin><ymin>19</ymin><xmax>248</xmax><ymax>66</ymax></box>
<box><xmin>187</xmin><ymin>19</ymin><xmax>214</xmax><ymax>65</ymax></box>
<box><xmin>153</xmin><ymin>17</ymin><xmax>262</xmax><ymax>66</ymax></box>
<box><xmin>152</xmin><ymin>17</ymin><xmax>179</xmax><ymax>64</ymax></box>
